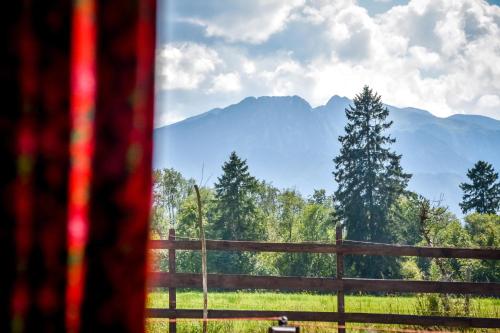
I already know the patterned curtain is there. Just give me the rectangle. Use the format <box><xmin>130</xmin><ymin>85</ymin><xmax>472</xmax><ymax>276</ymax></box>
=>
<box><xmin>1</xmin><ymin>1</ymin><xmax>156</xmax><ymax>332</ymax></box>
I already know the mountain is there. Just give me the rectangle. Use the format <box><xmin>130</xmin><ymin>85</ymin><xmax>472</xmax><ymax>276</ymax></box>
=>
<box><xmin>153</xmin><ymin>95</ymin><xmax>500</xmax><ymax>217</ymax></box>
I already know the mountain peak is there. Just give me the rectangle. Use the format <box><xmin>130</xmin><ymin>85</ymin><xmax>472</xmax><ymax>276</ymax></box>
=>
<box><xmin>234</xmin><ymin>95</ymin><xmax>311</xmax><ymax>111</ymax></box>
<box><xmin>239</xmin><ymin>96</ymin><xmax>257</xmax><ymax>105</ymax></box>
<box><xmin>326</xmin><ymin>95</ymin><xmax>351</xmax><ymax>107</ymax></box>
<box><xmin>257</xmin><ymin>95</ymin><xmax>311</xmax><ymax>108</ymax></box>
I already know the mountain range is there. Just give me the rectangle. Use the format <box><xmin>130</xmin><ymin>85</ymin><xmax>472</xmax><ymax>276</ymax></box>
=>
<box><xmin>153</xmin><ymin>95</ymin><xmax>500</xmax><ymax>217</ymax></box>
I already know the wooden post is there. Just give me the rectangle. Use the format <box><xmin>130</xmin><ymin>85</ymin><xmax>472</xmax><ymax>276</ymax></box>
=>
<box><xmin>336</xmin><ymin>224</ymin><xmax>345</xmax><ymax>333</ymax></box>
<box><xmin>194</xmin><ymin>185</ymin><xmax>208</xmax><ymax>333</ymax></box>
<box><xmin>169</xmin><ymin>228</ymin><xmax>176</xmax><ymax>333</ymax></box>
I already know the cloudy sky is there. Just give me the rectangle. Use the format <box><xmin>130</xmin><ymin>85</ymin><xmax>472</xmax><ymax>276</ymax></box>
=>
<box><xmin>155</xmin><ymin>0</ymin><xmax>500</xmax><ymax>127</ymax></box>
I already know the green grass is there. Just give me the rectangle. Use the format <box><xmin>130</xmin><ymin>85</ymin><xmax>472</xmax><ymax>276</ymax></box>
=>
<box><xmin>146</xmin><ymin>291</ymin><xmax>500</xmax><ymax>333</ymax></box>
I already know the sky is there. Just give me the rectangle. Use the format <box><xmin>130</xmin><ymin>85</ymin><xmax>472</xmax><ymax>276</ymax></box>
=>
<box><xmin>155</xmin><ymin>0</ymin><xmax>500</xmax><ymax>127</ymax></box>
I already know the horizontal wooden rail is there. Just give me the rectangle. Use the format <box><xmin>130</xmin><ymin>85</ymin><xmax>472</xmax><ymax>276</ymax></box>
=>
<box><xmin>342</xmin><ymin>243</ymin><xmax>500</xmax><ymax>259</ymax></box>
<box><xmin>150</xmin><ymin>239</ymin><xmax>337</xmax><ymax>253</ymax></box>
<box><xmin>146</xmin><ymin>309</ymin><xmax>500</xmax><ymax>328</ymax></box>
<box><xmin>149</xmin><ymin>272</ymin><xmax>500</xmax><ymax>296</ymax></box>
<box><xmin>149</xmin><ymin>239</ymin><xmax>500</xmax><ymax>259</ymax></box>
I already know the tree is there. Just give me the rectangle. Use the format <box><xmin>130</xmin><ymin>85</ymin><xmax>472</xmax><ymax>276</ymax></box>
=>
<box><xmin>253</xmin><ymin>180</ymin><xmax>280</xmax><ymax>241</ymax></box>
<box><xmin>309</xmin><ymin>189</ymin><xmax>327</xmax><ymax>205</ymax></box>
<box><xmin>411</xmin><ymin>199</ymin><xmax>475</xmax><ymax>317</ymax></box>
<box><xmin>151</xmin><ymin>168</ymin><xmax>194</xmax><ymax>237</ymax></box>
<box><xmin>388</xmin><ymin>192</ymin><xmax>425</xmax><ymax>246</ymax></box>
<box><xmin>261</xmin><ymin>189</ymin><xmax>335</xmax><ymax>278</ymax></box>
<box><xmin>464</xmin><ymin>213</ymin><xmax>499</xmax><ymax>282</ymax></box>
<box><xmin>277</xmin><ymin>189</ymin><xmax>305</xmax><ymax>242</ymax></box>
<box><xmin>459</xmin><ymin>161</ymin><xmax>500</xmax><ymax>214</ymax></box>
<box><xmin>210</xmin><ymin>152</ymin><xmax>260</xmax><ymax>273</ymax></box>
<box><xmin>212</xmin><ymin>152</ymin><xmax>260</xmax><ymax>240</ymax></box>
<box><xmin>175</xmin><ymin>186</ymin><xmax>216</xmax><ymax>274</ymax></box>
<box><xmin>333</xmin><ymin>86</ymin><xmax>411</xmax><ymax>278</ymax></box>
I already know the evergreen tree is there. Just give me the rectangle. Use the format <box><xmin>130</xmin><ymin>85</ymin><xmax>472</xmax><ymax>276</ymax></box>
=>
<box><xmin>333</xmin><ymin>86</ymin><xmax>411</xmax><ymax>278</ymax></box>
<box><xmin>212</xmin><ymin>151</ymin><xmax>260</xmax><ymax>240</ymax></box>
<box><xmin>459</xmin><ymin>161</ymin><xmax>500</xmax><ymax>214</ymax></box>
<box><xmin>211</xmin><ymin>152</ymin><xmax>260</xmax><ymax>273</ymax></box>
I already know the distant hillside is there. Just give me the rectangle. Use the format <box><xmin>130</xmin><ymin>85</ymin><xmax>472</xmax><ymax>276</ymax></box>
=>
<box><xmin>153</xmin><ymin>95</ymin><xmax>500</xmax><ymax>217</ymax></box>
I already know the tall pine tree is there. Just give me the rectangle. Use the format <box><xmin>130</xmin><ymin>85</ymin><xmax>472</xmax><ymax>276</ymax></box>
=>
<box><xmin>334</xmin><ymin>86</ymin><xmax>411</xmax><ymax>278</ymax></box>
<box><xmin>459</xmin><ymin>161</ymin><xmax>500</xmax><ymax>214</ymax></box>
<box><xmin>211</xmin><ymin>152</ymin><xmax>260</xmax><ymax>273</ymax></box>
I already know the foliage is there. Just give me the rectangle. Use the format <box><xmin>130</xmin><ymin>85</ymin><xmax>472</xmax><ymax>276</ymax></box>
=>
<box><xmin>276</xmin><ymin>189</ymin><xmax>305</xmax><ymax>242</ymax></box>
<box><xmin>391</xmin><ymin>195</ymin><xmax>499</xmax><ymax>283</ymax></box>
<box><xmin>388</xmin><ymin>192</ymin><xmax>425</xmax><ymax>245</ymax></box>
<box><xmin>396</xmin><ymin>196</ymin><xmax>469</xmax><ymax>280</ymax></box>
<box><xmin>152</xmin><ymin>168</ymin><xmax>194</xmax><ymax>237</ymax></box>
<box><xmin>459</xmin><ymin>160</ymin><xmax>500</xmax><ymax>214</ymax></box>
<box><xmin>334</xmin><ymin>86</ymin><xmax>412</xmax><ymax>242</ymax></box>
<box><xmin>273</xmin><ymin>199</ymin><xmax>336</xmax><ymax>277</ymax></box>
<box><xmin>310</xmin><ymin>189</ymin><xmax>328</xmax><ymax>205</ymax></box>
<box><xmin>253</xmin><ymin>180</ymin><xmax>280</xmax><ymax>240</ymax></box>
<box><xmin>465</xmin><ymin>213</ymin><xmax>500</xmax><ymax>247</ymax></box>
<box><xmin>393</xmin><ymin>197</ymin><xmax>500</xmax><ymax>318</ymax></box>
<box><xmin>212</xmin><ymin>152</ymin><xmax>260</xmax><ymax>240</ymax></box>
<box><xmin>464</xmin><ymin>213</ymin><xmax>500</xmax><ymax>282</ymax></box>
<box><xmin>413</xmin><ymin>205</ymin><xmax>475</xmax><ymax>317</ymax></box>
<box><xmin>333</xmin><ymin>86</ymin><xmax>411</xmax><ymax>278</ymax></box>
<box><xmin>175</xmin><ymin>186</ymin><xmax>216</xmax><ymax>274</ymax></box>
<box><xmin>210</xmin><ymin>152</ymin><xmax>261</xmax><ymax>273</ymax></box>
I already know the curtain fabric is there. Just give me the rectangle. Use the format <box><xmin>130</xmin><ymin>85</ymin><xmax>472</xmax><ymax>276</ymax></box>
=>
<box><xmin>1</xmin><ymin>1</ymin><xmax>156</xmax><ymax>332</ymax></box>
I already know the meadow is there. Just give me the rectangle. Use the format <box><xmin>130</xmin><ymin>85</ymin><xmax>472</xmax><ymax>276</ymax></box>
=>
<box><xmin>146</xmin><ymin>291</ymin><xmax>500</xmax><ymax>333</ymax></box>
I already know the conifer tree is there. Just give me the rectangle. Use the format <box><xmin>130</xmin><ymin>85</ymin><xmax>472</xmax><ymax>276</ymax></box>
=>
<box><xmin>334</xmin><ymin>86</ymin><xmax>411</xmax><ymax>277</ymax></box>
<box><xmin>213</xmin><ymin>151</ymin><xmax>259</xmax><ymax>239</ymax></box>
<box><xmin>211</xmin><ymin>152</ymin><xmax>260</xmax><ymax>273</ymax></box>
<box><xmin>460</xmin><ymin>161</ymin><xmax>500</xmax><ymax>214</ymax></box>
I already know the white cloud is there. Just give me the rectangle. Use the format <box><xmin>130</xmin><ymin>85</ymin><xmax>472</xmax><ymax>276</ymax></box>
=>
<box><xmin>208</xmin><ymin>72</ymin><xmax>242</xmax><ymax>93</ymax></box>
<box><xmin>243</xmin><ymin>60</ymin><xmax>256</xmax><ymax>74</ymax></box>
<box><xmin>183</xmin><ymin>0</ymin><xmax>305</xmax><ymax>44</ymax></box>
<box><xmin>156</xmin><ymin>42</ymin><xmax>221</xmax><ymax>90</ymax></box>
<box><xmin>408</xmin><ymin>46</ymin><xmax>441</xmax><ymax>68</ymax></box>
<box><xmin>477</xmin><ymin>94</ymin><xmax>500</xmax><ymax>108</ymax></box>
<box><xmin>156</xmin><ymin>0</ymin><xmax>500</xmax><ymax>126</ymax></box>
<box><xmin>259</xmin><ymin>58</ymin><xmax>310</xmax><ymax>96</ymax></box>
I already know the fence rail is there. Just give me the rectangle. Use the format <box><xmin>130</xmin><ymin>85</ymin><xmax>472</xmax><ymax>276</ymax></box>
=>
<box><xmin>145</xmin><ymin>309</ymin><xmax>500</xmax><ymax>329</ymax></box>
<box><xmin>149</xmin><ymin>239</ymin><xmax>500</xmax><ymax>259</ymax></box>
<box><xmin>147</xmin><ymin>227</ymin><xmax>500</xmax><ymax>332</ymax></box>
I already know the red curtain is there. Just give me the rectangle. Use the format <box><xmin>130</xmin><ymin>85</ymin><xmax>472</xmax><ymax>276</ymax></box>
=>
<box><xmin>1</xmin><ymin>1</ymin><xmax>156</xmax><ymax>332</ymax></box>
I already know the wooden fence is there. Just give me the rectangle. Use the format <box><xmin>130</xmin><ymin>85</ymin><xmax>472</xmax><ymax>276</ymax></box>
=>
<box><xmin>147</xmin><ymin>227</ymin><xmax>500</xmax><ymax>332</ymax></box>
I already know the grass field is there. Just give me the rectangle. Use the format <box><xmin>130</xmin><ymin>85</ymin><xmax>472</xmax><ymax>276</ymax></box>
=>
<box><xmin>146</xmin><ymin>291</ymin><xmax>500</xmax><ymax>333</ymax></box>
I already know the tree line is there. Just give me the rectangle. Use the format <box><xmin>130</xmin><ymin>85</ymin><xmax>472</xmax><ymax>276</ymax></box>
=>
<box><xmin>151</xmin><ymin>86</ymin><xmax>499</xmax><ymax>283</ymax></box>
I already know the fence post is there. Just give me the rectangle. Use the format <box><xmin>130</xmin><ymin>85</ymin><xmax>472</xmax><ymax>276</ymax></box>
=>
<box><xmin>169</xmin><ymin>228</ymin><xmax>176</xmax><ymax>333</ymax></box>
<box><xmin>336</xmin><ymin>224</ymin><xmax>345</xmax><ymax>333</ymax></box>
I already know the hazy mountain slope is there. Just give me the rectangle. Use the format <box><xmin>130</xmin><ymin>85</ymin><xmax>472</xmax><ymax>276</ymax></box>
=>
<box><xmin>153</xmin><ymin>95</ymin><xmax>500</xmax><ymax>217</ymax></box>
